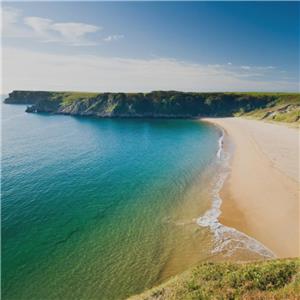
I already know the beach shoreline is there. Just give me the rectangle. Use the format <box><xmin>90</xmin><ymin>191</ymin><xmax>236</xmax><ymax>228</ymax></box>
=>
<box><xmin>202</xmin><ymin>117</ymin><xmax>300</xmax><ymax>258</ymax></box>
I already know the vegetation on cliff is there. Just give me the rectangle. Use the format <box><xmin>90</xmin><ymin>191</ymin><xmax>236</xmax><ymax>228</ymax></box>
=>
<box><xmin>236</xmin><ymin>93</ymin><xmax>300</xmax><ymax>123</ymax></box>
<box><xmin>130</xmin><ymin>258</ymin><xmax>300</xmax><ymax>300</ymax></box>
<box><xmin>4</xmin><ymin>90</ymin><xmax>300</xmax><ymax>122</ymax></box>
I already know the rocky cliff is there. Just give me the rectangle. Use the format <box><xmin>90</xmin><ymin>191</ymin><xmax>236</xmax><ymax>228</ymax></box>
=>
<box><xmin>4</xmin><ymin>90</ymin><xmax>300</xmax><ymax>121</ymax></box>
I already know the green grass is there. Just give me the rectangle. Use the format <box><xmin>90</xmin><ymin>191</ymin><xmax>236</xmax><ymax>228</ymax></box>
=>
<box><xmin>130</xmin><ymin>259</ymin><xmax>300</xmax><ymax>300</ymax></box>
<box><xmin>54</xmin><ymin>92</ymin><xmax>98</xmax><ymax>105</ymax></box>
<box><xmin>272</xmin><ymin>109</ymin><xmax>300</xmax><ymax>123</ymax></box>
<box><xmin>242</xmin><ymin>103</ymin><xmax>300</xmax><ymax>124</ymax></box>
<box><xmin>233</xmin><ymin>93</ymin><xmax>300</xmax><ymax>124</ymax></box>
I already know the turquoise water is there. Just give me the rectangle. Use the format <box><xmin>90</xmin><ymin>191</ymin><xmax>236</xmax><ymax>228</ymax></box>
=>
<box><xmin>2</xmin><ymin>103</ymin><xmax>220</xmax><ymax>300</ymax></box>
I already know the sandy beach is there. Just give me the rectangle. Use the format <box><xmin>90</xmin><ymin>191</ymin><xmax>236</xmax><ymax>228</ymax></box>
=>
<box><xmin>204</xmin><ymin>117</ymin><xmax>300</xmax><ymax>258</ymax></box>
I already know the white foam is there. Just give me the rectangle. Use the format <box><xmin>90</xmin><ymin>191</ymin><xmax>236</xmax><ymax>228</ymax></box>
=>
<box><xmin>197</xmin><ymin>129</ymin><xmax>275</xmax><ymax>259</ymax></box>
<box><xmin>216</xmin><ymin>130</ymin><xmax>224</xmax><ymax>159</ymax></box>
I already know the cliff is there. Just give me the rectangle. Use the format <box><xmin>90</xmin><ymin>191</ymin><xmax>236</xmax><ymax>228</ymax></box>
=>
<box><xmin>4</xmin><ymin>90</ymin><xmax>300</xmax><ymax>122</ymax></box>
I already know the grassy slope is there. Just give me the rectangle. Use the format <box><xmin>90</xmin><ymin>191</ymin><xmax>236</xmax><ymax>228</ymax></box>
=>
<box><xmin>130</xmin><ymin>259</ymin><xmax>300</xmax><ymax>300</ymax></box>
<box><xmin>234</xmin><ymin>93</ymin><xmax>300</xmax><ymax>124</ymax></box>
<box><xmin>57</xmin><ymin>92</ymin><xmax>99</xmax><ymax>105</ymax></box>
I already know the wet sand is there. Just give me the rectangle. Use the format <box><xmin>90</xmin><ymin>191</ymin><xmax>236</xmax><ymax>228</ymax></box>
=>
<box><xmin>203</xmin><ymin>117</ymin><xmax>300</xmax><ymax>258</ymax></box>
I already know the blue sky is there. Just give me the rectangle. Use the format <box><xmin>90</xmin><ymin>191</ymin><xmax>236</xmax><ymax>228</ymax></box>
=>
<box><xmin>2</xmin><ymin>2</ymin><xmax>299</xmax><ymax>92</ymax></box>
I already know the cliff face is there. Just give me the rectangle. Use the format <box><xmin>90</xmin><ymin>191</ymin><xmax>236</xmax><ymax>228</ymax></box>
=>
<box><xmin>4</xmin><ymin>91</ymin><xmax>57</xmax><ymax>105</ymax></box>
<box><xmin>4</xmin><ymin>90</ymin><xmax>300</xmax><ymax>121</ymax></box>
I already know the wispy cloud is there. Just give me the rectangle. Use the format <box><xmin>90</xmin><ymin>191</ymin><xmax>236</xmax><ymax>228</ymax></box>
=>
<box><xmin>2</xmin><ymin>6</ymin><xmax>103</xmax><ymax>46</ymax></box>
<box><xmin>52</xmin><ymin>22</ymin><xmax>100</xmax><ymax>43</ymax></box>
<box><xmin>2</xmin><ymin>6</ymin><xmax>19</xmax><ymax>29</ymax></box>
<box><xmin>103</xmin><ymin>34</ymin><xmax>124</xmax><ymax>42</ymax></box>
<box><xmin>24</xmin><ymin>16</ymin><xmax>101</xmax><ymax>45</ymax></box>
<box><xmin>241</xmin><ymin>65</ymin><xmax>275</xmax><ymax>71</ymax></box>
<box><xmin>2</xmin><ymin>47</ymin><xmax>298</xmax><ymax>94</ymax></box>
<box><xmin>241</xmin><ymin>65</ymin><xmax>251</xmax><ymax>70</ymax></box>
<box><xmin>1</xmin><ymin>6</ymin><xmax>30</xmax><ymax>37</ymax></box>
<box><xmin>24</xmin><ymin>17</ymin><xmax>53</xmax><ymax>38</ymax></box>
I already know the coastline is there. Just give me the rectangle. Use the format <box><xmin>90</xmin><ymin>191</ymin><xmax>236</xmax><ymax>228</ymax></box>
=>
<box><xmin>202</xmin><ymin>117</ymin><xmax>300</xmax><ymax>258</ymax></box>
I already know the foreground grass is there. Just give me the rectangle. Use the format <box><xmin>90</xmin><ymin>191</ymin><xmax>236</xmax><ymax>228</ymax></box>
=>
<box><xmin>130</xmin><ymin>259</ymin><xmax>300</xmax><ymax>300</ymax></box>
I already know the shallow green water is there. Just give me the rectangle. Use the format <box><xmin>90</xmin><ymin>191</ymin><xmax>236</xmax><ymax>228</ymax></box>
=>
<box><xmin>2</xmin><ymin>103</ymin><xmax>220</xmax><ymax>300</ymax></box>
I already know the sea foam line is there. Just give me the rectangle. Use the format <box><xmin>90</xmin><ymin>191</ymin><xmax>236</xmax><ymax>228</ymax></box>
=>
<box><xmin>197</xmin><ymin>128</ymin><xmax>275</xmax><ymax>259</ymax></box>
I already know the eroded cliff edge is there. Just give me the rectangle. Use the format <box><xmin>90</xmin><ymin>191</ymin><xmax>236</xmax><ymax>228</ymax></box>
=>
<box><xmin>4</xmin><ymin>90</ymin><xmax>300</xmax><ymax>121</ymax></box>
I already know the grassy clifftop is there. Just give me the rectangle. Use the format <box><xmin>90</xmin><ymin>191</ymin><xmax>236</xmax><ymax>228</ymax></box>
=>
<box><xmin>4</xmin><ymin>90</ymin><xmax>300</xmax><ymax>122</ymax></box>
<box><xmin>234</xmin><ymin>93</ymin><xmax>300</xmax><ymax>123</ymax></box>
<box><xmin>130</xmin><ymin>258</ymin><xmax>300</xmax><ymax>300</ymax></box>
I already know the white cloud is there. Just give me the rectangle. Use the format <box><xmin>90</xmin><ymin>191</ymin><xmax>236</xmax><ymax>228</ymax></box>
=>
<box><xmin>1</xmin><ymin>6</ymin><xmax>31</xmax><ymax>37</ymax></box>
<box><xmin>2</xmin><ymin>47</ymin><xmax>298</xmax><ymax>94</ymax></box>
<box><xmin>258</xmin><ymin>65</ymin><xmax>275</xmax><ymax>70</ymax></box>
<box><xmin>241</xmin><ymin>65</ymin><xmax>276</xmax><ymax>71</ymax></box>
<box><xmin>24</xmin><ymin>17</ymin><xmax>53</xmax><ymax>38</ymax></box>
<box><xmin>104</xmin><ymin>34</ymin><xmax>124</xmax><ymax>42</ymax></box>
<box><xmin>2</xmin><ymin>6</ymin><xmax>102</xmax><ymax>46</ymax></box>
<box><xmin>241</xmin><ymin>65</ymin><xmax>251</xmax><ymax>70</ymax></box>
<box><xmin>53</xmin><ymin>22</ymin><xmax>100</xmax><ymax>43</ymax></box>
<box><xmin>2</xmin><ymin>6</ymin><xmax>19</xmax><ymax>26</ymax></box>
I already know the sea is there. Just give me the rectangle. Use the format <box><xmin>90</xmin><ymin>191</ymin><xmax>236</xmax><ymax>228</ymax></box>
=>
<box><xmin>1</xmin><ymin>101</ymin><xmax>274</xmax><ymax>300</ymax></box>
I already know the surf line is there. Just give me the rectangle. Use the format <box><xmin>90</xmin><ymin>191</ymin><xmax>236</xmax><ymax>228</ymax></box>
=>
<box><xmin>197</xmin><ymin>127</ymin><xmax>275</xmax><ymax>258</ymax></box>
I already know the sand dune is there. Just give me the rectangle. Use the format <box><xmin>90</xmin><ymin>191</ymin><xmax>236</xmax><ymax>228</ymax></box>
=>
<box><xmin>204</xmin><ymin>118</ymin><xmax>300</xmax><ymax>258</ymax></box>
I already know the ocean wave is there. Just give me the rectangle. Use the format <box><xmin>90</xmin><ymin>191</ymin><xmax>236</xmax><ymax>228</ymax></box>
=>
<box><xmin>197</xmin><ymin>128</ymin><xmax>275</xmax><ymax>259</ymax></box>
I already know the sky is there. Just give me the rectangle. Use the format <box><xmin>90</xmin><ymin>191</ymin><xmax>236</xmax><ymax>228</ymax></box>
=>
<box><xmin>1</xmin><ymin>1</ymin><xmax>299</xmax><ymax>93</ymax></box>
